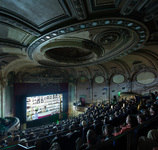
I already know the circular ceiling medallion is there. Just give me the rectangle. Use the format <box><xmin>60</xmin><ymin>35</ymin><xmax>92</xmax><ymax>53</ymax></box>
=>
<box><xmin>136</xmin><ymin>72</ymin><xmax>155</xmax><ymax>84</ymax></box>
<box><xmin>27</xmin><ymin>17</ymin><xmax>149</xmax><ymax>68</ymax></box>
<box><xmin>113</xmin><ymin>74</ymin><xmax>125</xmax><ymax>84</ymax></box>
<box><xmin>94</xmin><ymin>31</ymin><xmax>120</xmax><ymax>45</ymax></box>
<box><xmin>95</xmin><ymin>76</ymin><xmax>104</xmax><ymax>84</ymax></box>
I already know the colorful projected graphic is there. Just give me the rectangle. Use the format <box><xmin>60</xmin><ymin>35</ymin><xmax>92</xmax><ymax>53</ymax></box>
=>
<box><xmin>26</xmin><ymin>94</ymin><xmax>63</xmax><ymax>121</ymax></box>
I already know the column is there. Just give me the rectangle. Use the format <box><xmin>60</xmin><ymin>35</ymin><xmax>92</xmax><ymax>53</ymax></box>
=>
<box><xmin>68</xmin><ymin>82</ymin><xmax>76</xmax><ymax>117</ymax></box>
<box><xmin>0</xmin><ymin>78</ymin><xmax>8</xmax><ymax>117</ymax></box>
<box><xmin>106</xmin><ymin>78</ymin><xmax>110</xmax><ymax>104</ymax></box>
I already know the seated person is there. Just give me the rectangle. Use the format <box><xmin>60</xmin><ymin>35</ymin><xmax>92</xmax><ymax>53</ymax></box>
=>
<box><xmin>137</xmin><ymin>114</ymin><xmax>146</xmax><ymax>125</ymax></box>
<box><xmin>135</xmin><ymin>114</ymin><xmax>150</xmax><ymax>137</ymax></box>
<box><xmin>49</xmin><ymin>141</ymin><xmax>61</xmax><ymax>150</ymax></box>
<box><xmin>0</xmin><ymin>139</ymin><xmax>8</xmax><ymax>148</ymax></box>
<box><xmin>66</xmin><ymin>125</ymin><xmax>74</xmax><ymax>138</ymax></box>
<box><xmin>114</xmin><ymin>115</ymin><xmax>138</xmax><ymax>136</ymax></box>
<box><xmin>142</xmin><ymin>109</ymin><xmax>151</xmax><ymax>121</ymax></box>
<box><xmin>101</xmin><ymin>124</ymin><xmax>114</xmax><ymax>142</ymax></box>
<box><xmin>86</xmin><ymin>129</ymin><xmax>97</xmax><ymax>148</ymax></box>
<box><xmin>80</xmin><ymin>120</ymin><xmax>88</xmax><ymax>142</ymax></box>
<box><xmin>34</xmin><ymin>110</ymin><xmax>38</xmax><ymax>120</ymax></box>
<box><xmin>78</xmin><ymin>129</ymin><xmax>98</xmax><ymax>150</ymax></box>
<box><xmin>149</xmin><ymin>107</ymin><xmax>157</xmax><ymax>117</ymax></box>
<box><xmin>137</xmin><ymin>129</ymin><xmax>158</xmax><ymax>150</ymax></box>
<box><xmin>26</xmin><ymin>132</ymin><xmax>36</xmax><ymax>147</ymax></box>
<box><xmin>43</xmin><ymin>106</ymin><xmax>48</xmax><ymax>112</ymax></box>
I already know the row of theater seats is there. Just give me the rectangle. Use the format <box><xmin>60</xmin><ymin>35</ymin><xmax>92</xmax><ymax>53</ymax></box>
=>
<box><xmin>1</xmin><ymin>97</ymin><xmax>158</xmax><ymax>150</ymax></box>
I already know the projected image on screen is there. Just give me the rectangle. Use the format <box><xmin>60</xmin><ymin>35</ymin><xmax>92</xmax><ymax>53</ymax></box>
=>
<box><xmin>26</xmin><ymin>94</ymin><xmax>63</xmax><ymax>121</ymax></box>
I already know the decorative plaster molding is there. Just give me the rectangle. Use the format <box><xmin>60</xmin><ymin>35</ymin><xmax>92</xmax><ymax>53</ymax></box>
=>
<box><xmin>27</xmin><ymin>17</ymin><xmax>149</xmax><ymax>68</ymax></box>
<box><xmin>0</xmin><ymin>15</ymin><xmax>40</xmax><ymax>36</ymax></box>
<box><xmin>70</xmin><ymin>0</ymin><xmax>87</xmax><ymax>20</ymax></box>
<box><xmin>120</xmin><ymin>0</ymin><xmax>140</xmax><ymax>15</ymax></box>
<box><xmin>0</xmin><ymin>39</ymin><xmax>26</xmax><ymax>49</ymax></box>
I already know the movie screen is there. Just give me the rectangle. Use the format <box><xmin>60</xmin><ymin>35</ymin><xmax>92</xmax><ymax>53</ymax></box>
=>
<box><xmin>26</xmin><ymin>93</ymin><xmax>63</xmax><ymax>121</ymax></box>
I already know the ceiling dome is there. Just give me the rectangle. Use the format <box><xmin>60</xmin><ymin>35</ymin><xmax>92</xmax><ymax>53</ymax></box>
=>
<box><xmin>27</xmin><ymin>17</ymin><xmax>149</xmax><ymax>68</ymax></box>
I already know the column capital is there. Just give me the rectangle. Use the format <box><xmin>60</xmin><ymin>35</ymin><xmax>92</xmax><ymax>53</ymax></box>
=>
<box><xmin>0</xmin><ymin>78</ymin><xmax>8</xmax><ymax>88</ymax></box>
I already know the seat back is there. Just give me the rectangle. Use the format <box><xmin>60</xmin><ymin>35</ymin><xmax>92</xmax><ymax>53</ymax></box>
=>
<box><xmin>69</xmin><ymin>131</ymin><xmax>81</xmax><ymax>150</ymax></box>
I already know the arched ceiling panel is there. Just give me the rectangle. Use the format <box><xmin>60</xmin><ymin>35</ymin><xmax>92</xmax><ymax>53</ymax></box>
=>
<box><xmin>119</xmin><ymin>52</ymin><xmax>157</xmax><ymax>71</ymax></box>
<box><xmin>0</xmin><ymin>0</ymin><xmax>70</xmax><ymax>29</ymax></box>
<box><xmin>0</xmin><ymin>24</ymin><xmax>30</xmax><ymax>43</ymax></box>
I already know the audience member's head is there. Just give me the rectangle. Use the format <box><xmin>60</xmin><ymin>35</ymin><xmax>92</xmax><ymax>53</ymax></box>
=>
<box><xmin>126</xmin><ymin>115</ymin><xmax>138</xmax><ymax>127</ymax></box>
<box><xmin>69</xmin><ymin>125</ymin><xmax>74</xmax><ymax>133</ymax></box>
<box><xmin>149</xmin><ymin>107</ymin><xmax>157</xmax><ymax>116</ymax></box>
<box><xmin>37</xmin><ymin>132</ymin><xmax>45</xmax><ymax>138</ymax></box>
<box><xmin>86</xmin><ymin>129</ymin><xmax>97</xmax><ymax>147</ymax></box>
<box><xmin>81</xmin><ymin>120</ymin><xmax>87</xmax><ymax>127</ymax></box>
<box><xmin>102</xmin><ymin>124</ymin><xmax>114</xmax><ymax>137</ymax></box>
<box><xmin>137</xmin><ymin>114</ymin><xmax>146</xmax><ymax>124</ymax></box>
<box><xmin>13</xmin><ymin>135</ymin><xmax>20</xmax><ymax>141</ymax></box>
<box><xmin>147</xmin><ymin>130</ymin><xmax>158</xmax><ymax>142</ymax></box>
<box><xmin>49</xmin><ymin>141</ymin><xmax>61</xmax><ymax>150</ymax></box>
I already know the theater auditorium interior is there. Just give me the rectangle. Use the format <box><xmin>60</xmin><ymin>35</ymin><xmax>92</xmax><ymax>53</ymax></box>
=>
<box><xmin>0</xmin><ymin>0</ymin><xmax>158</xmax><ymax>150</ymax></box>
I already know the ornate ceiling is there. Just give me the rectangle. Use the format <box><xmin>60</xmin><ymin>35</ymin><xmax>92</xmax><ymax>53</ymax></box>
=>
<box><xmin>0</xmin><ymin>0</ymin><xmax>158</xmax><ymax>78</ymax></box>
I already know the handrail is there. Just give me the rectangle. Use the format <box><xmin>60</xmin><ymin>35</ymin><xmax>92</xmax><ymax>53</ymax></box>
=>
<box><xmin>18</xmin><ymin>144</ymin><xmax>36</xmax><ymax>150</ymax></box>
<box><xmin>7</xmin><ymin>117</ymin><xmax>20</xmax><ymax>132</ymax></box>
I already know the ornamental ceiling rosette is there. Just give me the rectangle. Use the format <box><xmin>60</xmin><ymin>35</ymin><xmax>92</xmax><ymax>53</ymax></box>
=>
<box><xmin>27</xmin><ymin>17</ymin><xmax>149</xmax><ymax>68</ymax></box>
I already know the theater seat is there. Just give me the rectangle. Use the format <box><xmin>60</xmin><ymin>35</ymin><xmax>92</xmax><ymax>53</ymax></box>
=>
<box><xmin>50</xmin><ymin>135</ymin><xmax>69</xmax><ymax>150</ymax></box>
<box><xmin>69</xmin><ymin>131</ymin><xmax>81</xmax><ymax>150</ymax></box>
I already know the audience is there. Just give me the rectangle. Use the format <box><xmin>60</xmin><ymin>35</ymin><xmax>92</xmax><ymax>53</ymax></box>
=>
<box><xmin>1</xmin><ymin>91</ymin><xmax>158</xmax><ymax>150</ymax></box>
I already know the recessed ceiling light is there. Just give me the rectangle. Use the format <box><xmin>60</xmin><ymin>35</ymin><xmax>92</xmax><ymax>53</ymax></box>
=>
<box><xmin>140</xmin><ymin>31</ymin><xmax>145</xmax><ymax>33</ymax></box>
<box><xmin>80</xmin><ymin>24</ymin><xmax>86</xmax><ymax>28</ymax></box>
<box><xmin>135</xmin><ymin>26</ymin><xmax>141</xmax><ymax>29</ymax></box>
<box><xmin>69</xmin><ymin>27</ymin><xmax>75</xmax><ymax>31</ymax></box>
<box><xmin>52</xmin><ymin>33</ymin><xmax>57</xmax><ymax>36</ymax></box>
<box><xmin>117</xmin><ymin>21</ymin><xmax>123</xmax><ymax>24</ymax></box>
<box><xmin>60</xmin><ymin>30</ymin><xmax>65</xmax><ymax>33</ymax></box>
<box><xmin>127</xmin><ymin>23</ymin><xmax>133</xmax><ymax>26</ymax></box>
<box><xmin>92</xmin><ymin>22</ymin><xmax>97</xmax><ymax>26</ymax></box>
<box><xmin>46</xmin><ymin>36</ymin><xmax>50</xmax><ymax>39</ymax></box>
<box><xmin>105</xmin><ymin>20</ymin><xmax>110</xmax><ymax>24</ymax></box>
